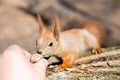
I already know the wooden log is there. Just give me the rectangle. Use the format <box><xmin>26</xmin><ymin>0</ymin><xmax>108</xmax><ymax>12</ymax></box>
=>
<box><xmin>75</xmin><ymin>50</ymin><xmax>120</xmax><ymax>64</ymax></box>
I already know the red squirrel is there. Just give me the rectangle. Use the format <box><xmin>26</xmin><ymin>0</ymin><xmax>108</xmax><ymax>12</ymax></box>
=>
<box><xmin>36</xmin><ymin>14</ymin><xmax>105</xmax><ymax>71</ymax></box>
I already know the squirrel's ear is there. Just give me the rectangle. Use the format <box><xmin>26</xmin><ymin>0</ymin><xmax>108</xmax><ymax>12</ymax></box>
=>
<box><xmin>37</xmin><ymin>13</ymin><xmax>46</xmax><ymax>34</ymax></box>
<box><xmin>53</xmin><ymin>14</ymin><xmax>60</xmax><ymax>41</ymax></box>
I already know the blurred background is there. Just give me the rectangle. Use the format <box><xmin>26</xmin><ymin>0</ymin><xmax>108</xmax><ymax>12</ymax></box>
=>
<box><xmin>0</xmin><ymin>0</ymin><xmax>120</xmax><ymax>53</ymax></box>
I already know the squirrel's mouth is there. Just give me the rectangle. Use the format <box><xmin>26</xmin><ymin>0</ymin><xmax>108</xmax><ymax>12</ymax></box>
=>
<box><xmin>43</xmin><ymin>55</ymin><xmax>63</xmax><ymax>66</ymax></box>
<box><xmin>43</xmin><ymin>55</ymin><xmax>50</xmax><ymax>60</ymax></box>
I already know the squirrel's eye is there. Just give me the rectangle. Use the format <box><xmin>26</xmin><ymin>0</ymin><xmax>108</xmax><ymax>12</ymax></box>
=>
<box><xmin>49</xmin><ymin>42</ymin><xmax>53</xmax><ymax>47</ymax></box>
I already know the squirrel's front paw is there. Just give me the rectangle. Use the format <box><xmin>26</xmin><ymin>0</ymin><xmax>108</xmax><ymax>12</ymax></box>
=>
<box><xmin>92</xmin><ymin>48</ymin><xmax>104</xmax><ymax>54</ymax></box>
<box><xmin>54</xmin><ymin>66</ymin><xmax>64</xmax><ymax>72</ymax></box>
<box><xmin>54</xmin><ymin>63</ymin><xmax>70</xmax><ymax>72</ymax></box>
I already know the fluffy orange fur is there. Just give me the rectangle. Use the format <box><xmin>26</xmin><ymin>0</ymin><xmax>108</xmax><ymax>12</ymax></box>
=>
<box><xmin>36</xmin><ymin>14</ymin><xmax>105</xmax><ymax>71</ymax></box>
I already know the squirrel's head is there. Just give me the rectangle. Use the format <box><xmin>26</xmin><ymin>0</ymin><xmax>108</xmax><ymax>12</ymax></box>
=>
<box><xmin>36</xmin><ymin>14</ymin><xmax>61</xmax><ymax>57</ymax></box>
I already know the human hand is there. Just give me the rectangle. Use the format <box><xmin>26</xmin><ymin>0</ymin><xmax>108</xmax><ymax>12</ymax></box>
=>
<box><xmin>0</xmin><ymin>45</ymin><xmax>48</xmax><ymax>80</ymax></box>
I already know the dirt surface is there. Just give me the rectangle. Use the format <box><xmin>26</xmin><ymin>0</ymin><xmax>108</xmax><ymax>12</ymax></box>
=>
<box><xmin>45</xmin><ymin>47</ymin><xmax>120</xmax><ymax>80</ymax></box>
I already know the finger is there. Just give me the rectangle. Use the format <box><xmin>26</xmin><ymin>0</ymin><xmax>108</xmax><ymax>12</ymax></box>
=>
<box><xmin>1</xmin><ymin>44</ymin><xmax>31</xmax><ymax>60</ymax></box>
<box><xmin>20</xmin><ymin>48</ymin><xmax>32</xmax><ymax>60</ymax></box>
<box><xmin>33</xmin><ymin>59</ymin><xmax>48</xmax><ymax>70</ymax></box>
<box><xmin>33</xmin><ymin>59</ymin><xmax>48</xmax><ymax>80</ymax></box>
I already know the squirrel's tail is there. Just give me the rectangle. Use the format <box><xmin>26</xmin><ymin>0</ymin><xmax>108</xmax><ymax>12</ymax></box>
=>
<box><xmin>80</xmin><ymin>21</ymin><xmax>105</xmax><ymax>44</ymax></box>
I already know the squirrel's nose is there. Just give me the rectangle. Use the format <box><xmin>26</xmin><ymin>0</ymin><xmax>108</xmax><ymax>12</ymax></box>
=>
<box><xmin>37</xmin><ymin>50</ymin><xmax>42</xmax><ymax>54</ymax></box>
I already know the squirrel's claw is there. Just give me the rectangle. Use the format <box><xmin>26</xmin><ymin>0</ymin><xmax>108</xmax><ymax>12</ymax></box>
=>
<box><xmin>92</xmin><ymin>48</ymin><xmax>105</xmax><ymax>54</ymax></box>
<box><xmin>54</xmin><ymin>63</ymin><xmax>70</xmax><ymax>72</ymax></box>
<box><xmin>54</xmin><ymin>66</ymin><xmax>64</xmax><ymax>72</ymax></box>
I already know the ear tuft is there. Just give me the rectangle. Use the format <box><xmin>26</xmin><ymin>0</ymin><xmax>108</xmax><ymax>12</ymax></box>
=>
<box><xmin>53</xmin><ymin>14</ymin><xmax>60</xmax><ymax>41</ymax></box>
<box><xmin>37</xmin><ymin>13</ymin><xmax>46</xmax><ymax>34</ymax></box>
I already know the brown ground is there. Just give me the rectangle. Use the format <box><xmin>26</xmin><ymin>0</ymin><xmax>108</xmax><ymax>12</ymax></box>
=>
<box><xmin>46</xmin><ymin>47</ymin><xmax>120</xmax><ymax>80</ymax></box>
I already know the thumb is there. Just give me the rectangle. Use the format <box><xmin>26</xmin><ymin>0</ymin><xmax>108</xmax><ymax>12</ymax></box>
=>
<box><xmin>33</xmin><ymin>59</ymin><xmax>48</xmax><ymax>71</ymax></box>
<box><xmin>33</xmin><ymin>59</ymin><xmax>48</xmax><ymax>80</ymax></box>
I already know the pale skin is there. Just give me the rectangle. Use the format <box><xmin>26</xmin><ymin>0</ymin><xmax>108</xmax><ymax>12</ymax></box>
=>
<box><xmin>0</xmin><ymin>45</ymin><xmax>48</xmax><ymax>80</ymax></box>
